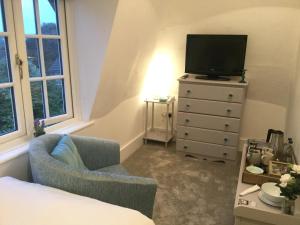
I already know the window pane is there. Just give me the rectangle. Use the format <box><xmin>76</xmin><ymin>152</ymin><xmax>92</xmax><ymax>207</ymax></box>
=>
<box><xmin>0</xmin><ymin>88</ymin><xmax>17</xmax><ymax>136</ymax></box>
<box><xmin>43</xmin><ymin>39</ymin><xmax>62</xmax><ymax>75</ymax></box>
<box><xmin>26</xmin><ymin>38</ymin><xmax>41</xmax><ymax>77</ymax></box>
<box><xmin>47</xmin><ymin>79</ymin><xmax>65</xmax><ymax>117</ymax></box>
<box><xmin>21</xmin><ymin>0</ymin><xmax>37</xmax><ymax>35</ymax></box>
<box><xmin>39</xmin><ymin>0</ymin><xmax>59</xmax><ymax>35</ymax></box>
<box><xmin>30</xmin><ymin>81</ymin><xmax>46</xmax><ymax>119</ymax></box>
<box><xmin>0</xmin><ymin>37</ymin><xmax>11</xmax><ymax>83</ymax></box>
<box><xmin>0</xmin><ymin>0</ymin><xmax>6</xmax><ymax>32</ymax></box>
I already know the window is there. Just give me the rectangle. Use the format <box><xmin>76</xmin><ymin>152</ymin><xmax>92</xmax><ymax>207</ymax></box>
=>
<box><xmin>0</xmin><ymin>0</ymin><xmax>72</xmax><ymax>143</ymax></box>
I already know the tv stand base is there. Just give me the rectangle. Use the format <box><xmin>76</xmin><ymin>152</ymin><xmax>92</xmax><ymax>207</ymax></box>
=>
<box><xmin>195</xmin><ymin>75</ymin><xmax>230</xmax><ymax>81</ymax></box>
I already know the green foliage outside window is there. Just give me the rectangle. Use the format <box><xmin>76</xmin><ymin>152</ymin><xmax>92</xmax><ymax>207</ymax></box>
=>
<box><xmin>0</xmin><ymin>88</ymin><xmax>16</xmax><ymax>136</ymax></box>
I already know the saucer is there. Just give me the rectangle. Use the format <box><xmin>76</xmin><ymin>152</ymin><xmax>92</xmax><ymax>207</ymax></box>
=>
<box><xmin>246</xmin><ymin>165</ymin><xmax>264</xmax><ymax>175</ymax></box>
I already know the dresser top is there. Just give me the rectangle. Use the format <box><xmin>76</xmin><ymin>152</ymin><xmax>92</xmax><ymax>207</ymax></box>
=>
<box><xmin>178</xmin><ymin>74</ymin><xmax>248</xmax><ymax>88</ymax></box>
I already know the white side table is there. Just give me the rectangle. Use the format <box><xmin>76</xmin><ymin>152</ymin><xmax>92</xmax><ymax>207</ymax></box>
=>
<box><xmin>144</xmin><ymin>97</ymin><xmax>175</xmax><ymax>147</ymax></box>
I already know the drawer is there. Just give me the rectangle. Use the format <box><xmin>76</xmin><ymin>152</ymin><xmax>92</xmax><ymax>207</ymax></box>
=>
<box><xmin>178</xmin><ymin>98</ymin><xmax>242</xmax><ymax>118</ymax></box>
<box><xmin>177</xmin><ymin>112</ymin><xmax>240</xmax><ymax>132</ymax></box>
<box><xmin>176</xmin><ymin>139</ymin><xmax>237</xmax><ymax>160</ymax></box>
<box><xmin>179</xmin><ymin>83</ymin><xmax>245</xmax><ymax>103</ymax></box>
<box><xmin>177</xmin><ymin>126</ymin><xmax>239</xmax><ymax>147</ymax></box>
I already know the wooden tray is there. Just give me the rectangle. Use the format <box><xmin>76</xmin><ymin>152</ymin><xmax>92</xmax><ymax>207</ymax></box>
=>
<box><xmin>242</xmin><ymin>170</ymin><xmax>279</xmax><ymax>185</ymax></box>
<box><xmin>242</xmin><ymin>145</ymin><xmax>280</xmax><ymax>185</ymax></box>
<box><xmin>241</xmin><ymin>140</ymin><xmax>296</xmax><ymax>185</ymax></box>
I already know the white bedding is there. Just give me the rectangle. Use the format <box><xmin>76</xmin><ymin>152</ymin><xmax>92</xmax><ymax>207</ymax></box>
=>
<box><xmin>0</xmin><ymin>177</ymin><xmax>155</xmax><ymax>225</ymax></box>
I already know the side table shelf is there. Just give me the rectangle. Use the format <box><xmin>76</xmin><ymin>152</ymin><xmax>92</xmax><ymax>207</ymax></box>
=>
<box><xmin>144</xmin><ymin>97</ymin><xmax>175</xmax><ymax>147</ymax></box>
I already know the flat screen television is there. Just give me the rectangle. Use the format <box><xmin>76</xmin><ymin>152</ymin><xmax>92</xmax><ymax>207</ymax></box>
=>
<box><xmin>185</xmin><ymin>34</ymin><xmax>247</xmax><ymax>80</ymax></box>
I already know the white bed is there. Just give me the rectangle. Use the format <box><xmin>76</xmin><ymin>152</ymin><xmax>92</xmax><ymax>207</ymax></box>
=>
<box><xmin>0</xmin><ymin>177</ymin><xmax>155</xmax><ymax>225</ymax></box>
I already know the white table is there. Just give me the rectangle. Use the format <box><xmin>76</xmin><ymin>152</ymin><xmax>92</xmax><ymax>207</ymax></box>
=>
<box><xmin>144</xmin><ymin>97</ymin><xmax>175</xmax><ymax>147</ymax></box>
<box><xmin>234</xmin><ymin>144</ymin><xmax>300</xmax><ymax>225</ymax></box>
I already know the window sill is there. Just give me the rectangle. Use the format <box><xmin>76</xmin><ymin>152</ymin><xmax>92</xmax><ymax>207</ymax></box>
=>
<box><xmin>0</xmin><ymin>119</ymin><xmax>94</xmax><ymax>164</ymax></box>
<box><xmin>45</xmin><ymin>118</ymin><xmax>95</xmax><ymax>134</ymax></box>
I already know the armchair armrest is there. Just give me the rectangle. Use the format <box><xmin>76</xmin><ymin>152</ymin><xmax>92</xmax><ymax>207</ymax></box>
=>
<box><xmin>71</xmin><ymin>135</ymin><xmax>120</xmax><ymax>170</ymax></box>
<box><xmin>82</xmin><ymin>171</ymin><xmax>157</xmax><ymax>218</ymax></box>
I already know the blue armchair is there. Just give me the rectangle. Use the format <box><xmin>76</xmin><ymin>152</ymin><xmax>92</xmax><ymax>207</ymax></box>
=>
<box><xmin>28</xmin><ymin>134</ymin><xmax>157</xmax><ymax>218</ymax></box>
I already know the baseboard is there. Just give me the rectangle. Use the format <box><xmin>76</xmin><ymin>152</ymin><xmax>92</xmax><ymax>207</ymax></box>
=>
<box><xmin>119</xmin><ymin>135</ymin><xmax>248</xmax><ymax>159</ymax></box>
<box><xmin>120</xmin><ymin>132</ymin><xmax>145</xmax><ymax>162</ymax></box>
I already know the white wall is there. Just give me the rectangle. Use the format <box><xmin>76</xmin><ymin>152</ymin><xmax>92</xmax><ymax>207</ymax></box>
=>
<box><xmin>144</xmin><ymin>0</ymin><xmax>300</xmax><ymax>140</ymax></box>
<box><xmin>0</xmin><ymin>153</ymin><xmax>29</xmax><ymax>181</ymax></box>
<box><xmin>286</xmin><ymin>38</ymin><xmax>300</xmax><ymax>161</ymax></box>
<box><xmin>70</xmin><ymin>0</ymin><xmax>300</xmax><ymax>146</ymax></box>
<box><xmin>72</xmin><ymin>0</ymin><xmax>160</xmax><ymax>153</ymax></box>
<box><xmin>75</xmin><ymin>96</ymin><xmax>146</xmax><ymax>162</ymax></box>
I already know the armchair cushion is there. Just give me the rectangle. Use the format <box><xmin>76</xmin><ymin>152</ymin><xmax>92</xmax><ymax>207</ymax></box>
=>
<box><xmin>51</xmin><ymin>135</ymin><xmax>87</xmax><ymax>170</ymax></box>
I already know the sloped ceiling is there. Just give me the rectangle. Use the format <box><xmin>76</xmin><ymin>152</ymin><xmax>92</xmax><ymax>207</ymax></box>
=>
<box><xmin>66</xmin><ymin>0</ymin><xmax>119</xmax><ymax>120</ymax></box>
<box><xmin>150</xmin><ymin>0</ymin><xmax>300</xmax><ymax>25</ymax></box>
<box><xmin>90</xmin><ymin>0</ymin><xmax>160</xmax><ymax>119</ymax></box>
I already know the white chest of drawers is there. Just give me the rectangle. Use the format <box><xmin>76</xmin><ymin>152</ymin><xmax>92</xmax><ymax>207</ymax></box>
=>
<box><xmin>176</xmin><ymin>75</ymin><xmax>248</xmax><ymax>160</ymax></box>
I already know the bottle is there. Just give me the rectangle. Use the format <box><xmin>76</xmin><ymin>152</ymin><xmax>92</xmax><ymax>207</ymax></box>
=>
<box><xmin>283</xmin><ymin>138</ymin><xmax>294</xmax><ymax>163</ymax></box>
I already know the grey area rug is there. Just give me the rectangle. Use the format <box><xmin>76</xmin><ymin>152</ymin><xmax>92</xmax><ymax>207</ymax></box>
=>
<box><xmin>123</xmin><ymin>142</ymin><xmax>241</xmax><ymax>225</ymax></box>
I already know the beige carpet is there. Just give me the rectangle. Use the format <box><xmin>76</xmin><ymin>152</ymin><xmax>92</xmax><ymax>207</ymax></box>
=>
<box><xmin>123</xmin><ymin>142</ymin><xmax>241</xmax><ymax>225</ymax></box>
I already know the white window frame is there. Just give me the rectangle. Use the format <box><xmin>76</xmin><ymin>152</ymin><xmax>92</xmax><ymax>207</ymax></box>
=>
<box><xmin>0</xmin><ymin>0</ymin><xmax>73</xmax><ymax>144</ymax></box>
<box><xmin>0</xmin><ymin>0</ymin><xmax>26</xmax><ymax>144</ymax></box>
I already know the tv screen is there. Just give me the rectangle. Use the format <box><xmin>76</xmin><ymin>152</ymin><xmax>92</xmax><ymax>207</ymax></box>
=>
<box><xmin>185</xmin><ymin>34</ymin><xmax>247</xmax><ymax>77</ymax></box>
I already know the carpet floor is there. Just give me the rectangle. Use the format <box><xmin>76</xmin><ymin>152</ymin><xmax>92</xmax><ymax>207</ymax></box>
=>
<box><xmin>123</xmin><ymin>142</ymin><xmax>241</xmax><ymax>225</ymax></box>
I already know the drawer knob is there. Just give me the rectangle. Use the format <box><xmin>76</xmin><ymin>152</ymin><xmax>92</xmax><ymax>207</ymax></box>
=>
<box><xmin>225</xmin><ymin>123</ymin><xmax>229</xmax><ymax>127</ymax></box>
<box><xmin>186</xmin><ymin>104</ymin><xmax>190</xmax><ymax>108</ymax></box>
<box><xmin>226</xmin><ymin>109</ymin><xmax>232</xmax><ymax>113</ymax></box>
<box><xmin>186</xmin><ymin>90</ymin><xmax>191</xmax><ymax>94</ymax></box>
<box><xmin>185</xmin><ymin>119</ymin><xmax>190</xmax><ymax>123</ymax></box>
<box><xmin>228</xmin><ymin>93</ymin><xmax>233</xmax><ymax>98</ymax></box>
<box><xmin>223</xmin><ymin>152</ymin><xmax>228</xmax><ymax>156</ymax></box>
<box><xmin>184</xmin><ymin>132</ymin><xmax>189</xmax><ymax>136</ymax></box>
<box><xmin>224</xmin><ymin>138</ymin><xmax>228</xmax><ymax>142</ymax></box>
<box><xmin>184</xmin><ymin>146</ymin><xmax>188</xmax><ymax>149</ymax></box>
